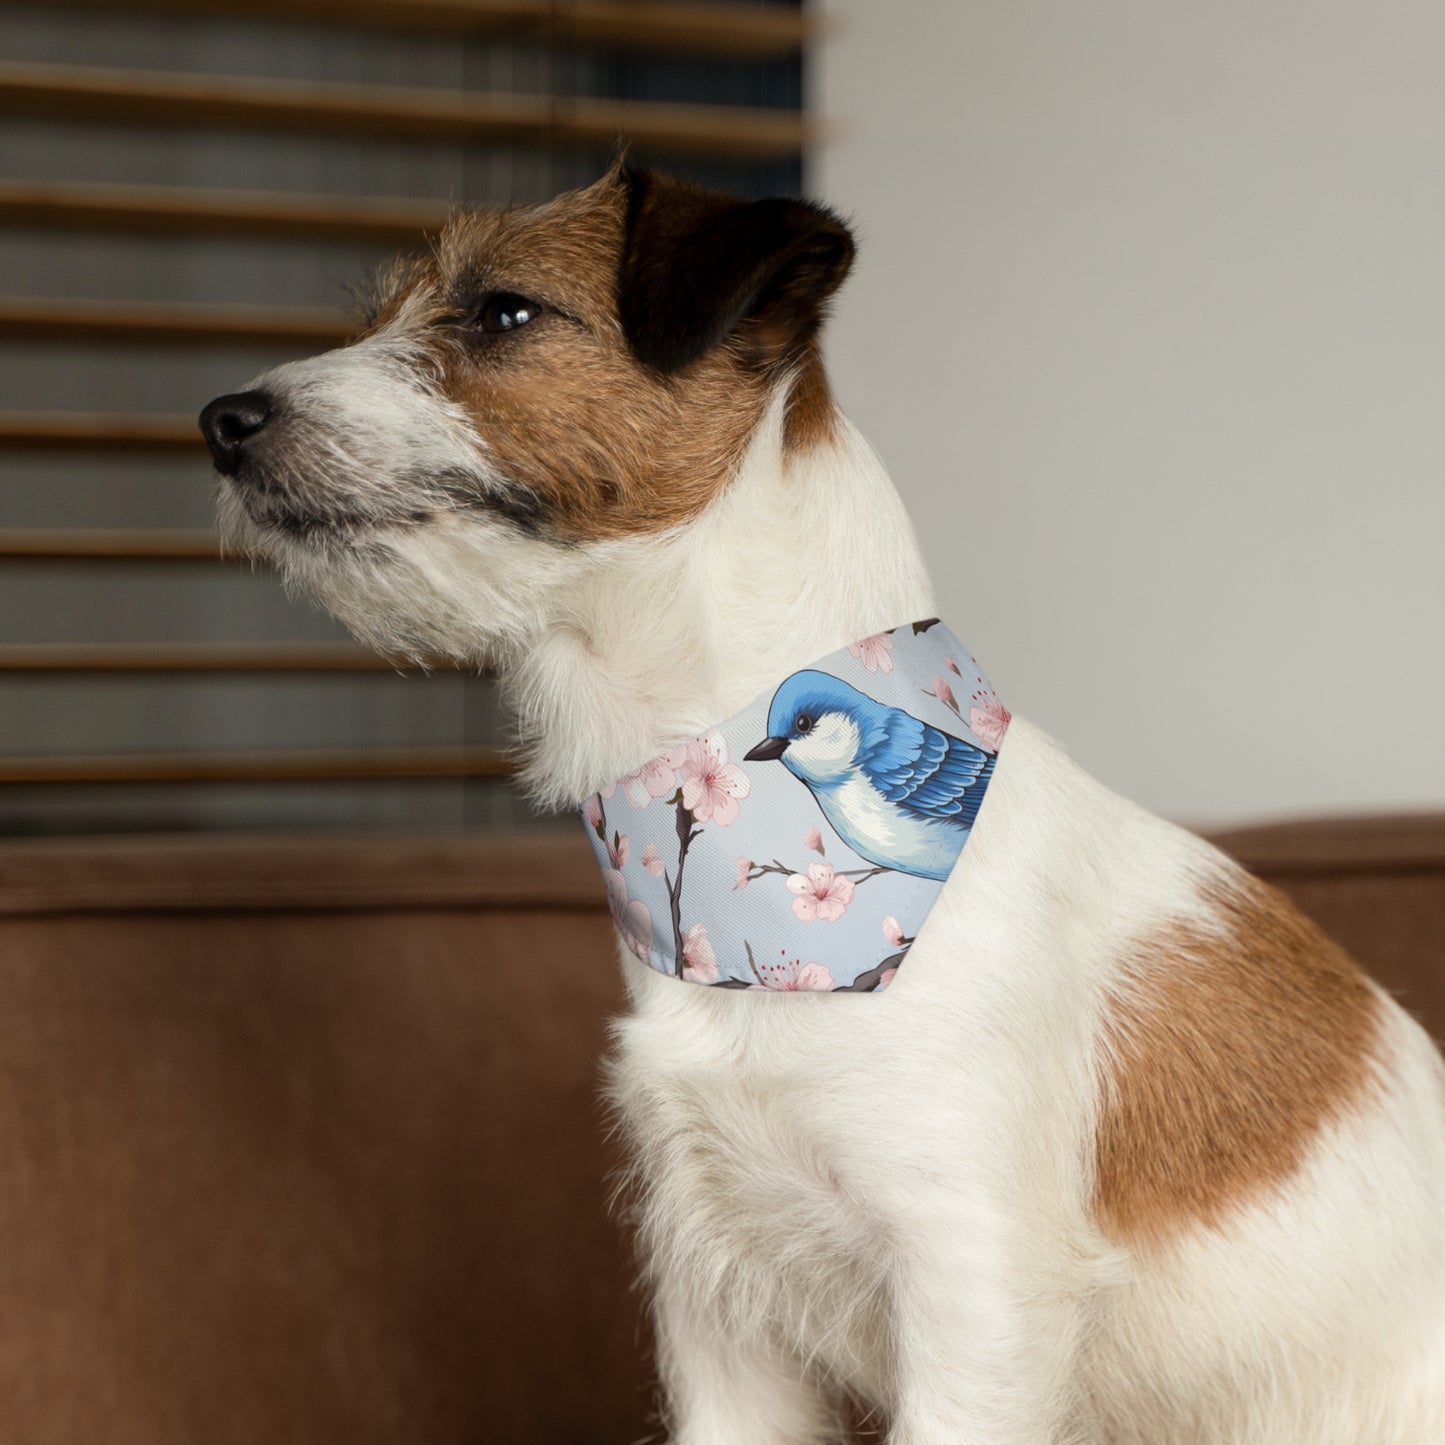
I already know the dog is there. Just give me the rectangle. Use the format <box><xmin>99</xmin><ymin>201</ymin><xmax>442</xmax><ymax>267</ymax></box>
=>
<box><xmin>200</xmin><ymin>163</ymin><xmax>1445</xmax><ymax>1443</ymax></box>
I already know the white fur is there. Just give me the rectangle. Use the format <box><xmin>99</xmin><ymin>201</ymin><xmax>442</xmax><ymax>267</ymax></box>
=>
<box><xmin>220</xmin><ymin>345</ymin><xmax>1445</xmax><ymax>1443</ymax></box>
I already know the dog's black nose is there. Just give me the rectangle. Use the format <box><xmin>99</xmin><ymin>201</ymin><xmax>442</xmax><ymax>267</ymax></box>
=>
<box><xmin>199</xmin><ymin>390</ymin><xmax>273</xmax><ymax>475</ymax></box>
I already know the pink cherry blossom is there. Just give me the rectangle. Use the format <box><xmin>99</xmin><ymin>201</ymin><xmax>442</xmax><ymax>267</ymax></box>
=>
<box><xmin>601</xmin><ymin>869</ymin><xmax>653</xmax><ymax>966</ymax></box>
<box><xmin>618</xmin><ymin>755</ymin><xmax>679</xmax><ymax>807</ymax></box>
<box><xmin>876</xmin><ymin>967</ymin><xmax>899</xmax><ymax>991</ymax></box>
<box><xmin>945</xmin><ymin>656</ymin><xmax>963</xmax><ymax>677</ymax></box>
<box><xmin>786</xmin><ymin>862</ymin><xmax>855</xmax><ymax>922</ymax></box>
<box><xmin>583</xmin><ymin>794</ymin><xmax>603</xmax><ymax>831</ymax></box>
<box><xmin>749</xmin><ymin>952</ymin><xmax>837</xmax><ymax>992</ymax></box>
<box><xmin>681</xmin><ymin>924</ymin><xmax>718</xmax><ymax>985</ymax></box>
<box><xmin>620</xmin><ymin>901</ymin><xmax>653</xmax><ymax>965</ymax></box>
<box><xmin>882</xmin><ymin>915</ymin><xmax>905</xmax><ymax>947</ymax></box>
<box><xmin>677</xmin><ymin>731</ymin><xmax>750</xmax><ymax>826</ymax></box>
<box><xmin>606</xmin><ymin>833</ymin><xmax>629</xmax><ymax>869</ymax></box>
<box><xmin>602</xmin><ymin>869</ymin><xmax>626</xmax><ymax>916</ymax></box>
<box><xmin>929</xmin><ymin>675</ymin><xmax>960</xmax><ymax>713</ymax></box>
<box><xmin>968</xmin><ymin>687</ymin><xmax>1012</xmax><ymax>751</ymax></box>
<box><xmin>598</xmin><ymin>779</ymin><xmax>617</xmax><ymax>800</ymax></box>
<box><xmin>848</xmin><ymin>632</ymin><xmax>895</xmax><ymax>674</ymax></box>
<box><xmin>804</xmin><ymin>826</ymin><xmax>825</xmax><ymax>855</ymax></box>
<box><xmin>791</xmin><ymin>961</ymin><xmax>835</xmax><ymax>991</ymax></box>
<box><xmin>735</xmin><ymin>857</ymin><xmax>752</xmax><ymax>891</ymax></box>
<box><xmin>642</xmin><ymin>843</ymin><xmax>665</xmax><ymax>877</ymax></box>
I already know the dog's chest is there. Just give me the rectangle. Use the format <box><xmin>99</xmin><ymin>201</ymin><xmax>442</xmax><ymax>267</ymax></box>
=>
<box><xmin>611</xmin><ymin>991</ymin><xmax>898</xmax><ymax>1389</ymax></box>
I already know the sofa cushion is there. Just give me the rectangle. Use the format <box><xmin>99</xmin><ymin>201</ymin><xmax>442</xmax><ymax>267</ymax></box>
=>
<box><xmin>0</xmin><ymin>819</ymin><xmax>1439</xmax><ymax>1442</ymax></box>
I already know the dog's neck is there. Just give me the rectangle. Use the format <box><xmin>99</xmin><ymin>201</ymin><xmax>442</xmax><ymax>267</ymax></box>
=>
<box><xmin>507</xmin><ymin>389</ymin><xmax>937</xmax><ymax>808</ymax></box>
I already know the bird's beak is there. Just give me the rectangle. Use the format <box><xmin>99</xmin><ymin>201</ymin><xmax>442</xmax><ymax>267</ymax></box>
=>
<box><xmin>745</xmin><ymin>735</ymin><xmax>789</xmax><ymax>762</ymax></box>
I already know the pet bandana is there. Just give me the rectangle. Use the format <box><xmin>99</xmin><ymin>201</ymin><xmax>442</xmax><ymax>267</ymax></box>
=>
<box><xmin>580</xmin><ymin>621</ymin><xmax>1008</xmax><ymax>992</ymax></box>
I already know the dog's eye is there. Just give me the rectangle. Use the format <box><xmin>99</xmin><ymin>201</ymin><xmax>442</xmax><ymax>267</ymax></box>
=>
<box><xmin>473</xmin><ymin>292</ymin><xmax>542</xmax><ymax>335</ymax></box>
<box><xmin>794</xmin><ymin>713</ymin><xmax>814</xmax><ymax>735</ymax></box>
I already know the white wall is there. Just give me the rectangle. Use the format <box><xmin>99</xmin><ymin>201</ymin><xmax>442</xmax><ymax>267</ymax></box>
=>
<box><xmin>813</xmin><ymin>1</ymin><xmax>1445</xmax><ymax>827</ymax></box>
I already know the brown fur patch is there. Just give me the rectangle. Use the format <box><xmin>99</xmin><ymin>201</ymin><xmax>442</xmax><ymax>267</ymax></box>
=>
<box><xmin>438</xmin><ymin>180</ymin><xmax>767</xmax><ymax>539</ymax></box>
<box><xmin>363</xmin><ymin>171</ymin><xmax>840</xmax><ymax>541</ymax></box>
<box><xmin>1093</xmin><ymin>872</ymin><xmax>1382</xmax><ymax>1246</ymax></box>
<box><xmin>782</xmin><ymin>341</ymin><xmax>839</xmax><ymax>452</ymax></box>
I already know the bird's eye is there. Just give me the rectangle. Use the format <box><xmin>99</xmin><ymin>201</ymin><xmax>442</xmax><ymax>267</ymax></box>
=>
<box><xmin>794</xmin><ymin>713</ymin><xmax>814</xmax><ymax>735</ymax></box>
<box><xmin>472</xmin><ymin>292</ymin><xmax>542</xmax><ymax>335</ymax></box>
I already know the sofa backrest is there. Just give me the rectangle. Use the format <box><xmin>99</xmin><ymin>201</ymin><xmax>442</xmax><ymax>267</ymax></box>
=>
<box><xmin>0</xmin><ymin>819</ymin><xmax>1440</xmax><ymax>1443</ymax></box>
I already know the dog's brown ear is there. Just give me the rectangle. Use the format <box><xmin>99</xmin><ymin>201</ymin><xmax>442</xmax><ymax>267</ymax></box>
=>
<box><xmin>618</xmin><ymin>166</ymin><xmax>855</xmax><ymax>375</ymax></box>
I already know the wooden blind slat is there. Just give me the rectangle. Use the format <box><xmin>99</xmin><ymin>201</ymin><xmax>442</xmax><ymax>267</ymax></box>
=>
<box><xmin>559</xmin><ymin>1</ymin><xmax>811</xmax><ymax>57</ymax></box>
<box><xmin>30</xmin><ymin>0</ymin><xmax>811</xmax><ymax>58</ymax></box>
<box><xmin>0</xmin><ymin>62</ymin><xmax>813</xmax><ymax>161</ymax></box>
<box><xmin>0</xmin><ymin>529</ymin><xmax>224</xmax><ymax>561</ymax></box>
<box><xmin>0</xmin><ymin>180</ymin><xmax>448</xmax><ymax>244</ymax></box>
<box><xmin>0</xmin><ymin>745</ymin><xmax>512</xmax><ymax>784</ymax></box>
<box><xmin>0</xmin><ymin>412</ymin><xmax>203</xmax><ymax>451</ymax></box>
<box><xmin>0</xmin><ymin>644</ymin><xmax>413</xmax><ymax>673</ymax></box>
<box><xmin>0</xmin><ymin>831</ymin><xmax>605</xmax><ymax>917</ymax></box>
<box><xmin>0</xmin><ymin>297</ymin><xmax>351</xmax><ymax>348</ymax></box>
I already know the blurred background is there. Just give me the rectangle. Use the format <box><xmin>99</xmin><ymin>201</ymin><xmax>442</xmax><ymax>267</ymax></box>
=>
<box><xmin>6</xmin><ymin>2</ymin><xmax>1441</xmax><ymax>841</ymax></box>
<box><xmin>818</xmin><ymin>1</ymin><xmax>1445</xmax><ymax>827</ymax></box>
<box><xmin>0</xmin><ymin>5</ymin><xmax>1441</xmax><ymax>1443</ymax></box>
<box><xmin>0</xmin><ymin>0</ymin><xmax>803</xmax><ymax>836</ymax></box>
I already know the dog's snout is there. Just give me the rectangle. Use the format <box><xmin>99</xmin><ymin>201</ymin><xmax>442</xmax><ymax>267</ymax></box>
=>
<box><xmin>199</xmin><ymin>390</ymin><xmax>273</xmax><ymax>475</ymax></box>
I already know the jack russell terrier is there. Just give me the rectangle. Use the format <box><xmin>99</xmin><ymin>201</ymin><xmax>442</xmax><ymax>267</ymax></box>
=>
<box><xmin>200</xmin><ymin>164</ymin><xmax>1445</xmax><ymax>1444</ymax></box>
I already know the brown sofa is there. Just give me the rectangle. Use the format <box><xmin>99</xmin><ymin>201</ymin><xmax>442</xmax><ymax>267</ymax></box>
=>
<box><xmin>0</xmin><ymin>818</ymin><xmax>1440</xmax><ymax>1444</ymax></box>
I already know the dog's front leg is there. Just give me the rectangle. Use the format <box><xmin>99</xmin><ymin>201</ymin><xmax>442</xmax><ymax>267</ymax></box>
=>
<box><xmin>653</xmin><ymin>1272</ymin><xmax>842</xmax><ymax>1445</ymax></box>
<box><xmin>883</xmin><ymin>1200</ymin><xmax>1093</xmax><ymax>1445</ymax></box>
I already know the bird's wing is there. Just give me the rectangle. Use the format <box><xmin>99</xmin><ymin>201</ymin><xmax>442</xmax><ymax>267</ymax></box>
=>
<box><xmin>858</xmin><ymin>709</ymin><xmax>995</xmax><ymax>826</ymax></box>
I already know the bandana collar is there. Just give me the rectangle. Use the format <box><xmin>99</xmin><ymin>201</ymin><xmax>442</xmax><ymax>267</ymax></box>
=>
<box><xmin>580</xmin><ymin>620</ymin><xmax>1008</xmax><ymax>993</ymax></box>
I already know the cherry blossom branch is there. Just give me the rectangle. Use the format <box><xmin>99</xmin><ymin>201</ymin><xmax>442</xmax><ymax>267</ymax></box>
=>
<box><xmin>744</xmin><ymin>940</ymin><xmax>763</xmax><ymax>986</ymax></box>
<box><xmin>832</xmin><ymin>945</ymin><xmax>910</xmax><ymax>993</ymax></box>
<box><xmin>744</xmin><ymin>859</ymin><xmax>891</xmax><ymax>885</ymax></box>
<box><xmin>666</xmin><ymin>797</ymin><xmax>701</xmax><ymax>978</ymax></box>
<box><xmin>744</xmin><ymin>859</ymin><xmax>795</xmax><ymax>881</ymax></box>
<box><xmin>840</xmin><ymin>866</ymin><xmax>890</xmax><ymax>883</ymax></box>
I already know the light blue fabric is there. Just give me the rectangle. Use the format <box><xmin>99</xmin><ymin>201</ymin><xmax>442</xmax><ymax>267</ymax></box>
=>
<box><xmin>580</xmin><ymin>621</ymin><xmax>1008</xmax><ymax>992</ymax></box>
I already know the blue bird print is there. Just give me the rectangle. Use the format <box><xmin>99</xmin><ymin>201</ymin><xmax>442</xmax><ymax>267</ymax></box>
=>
<box><xmin>744</xmin><ymin>671</ymin><xmax>995</xmax><ymax>881</ymax></box>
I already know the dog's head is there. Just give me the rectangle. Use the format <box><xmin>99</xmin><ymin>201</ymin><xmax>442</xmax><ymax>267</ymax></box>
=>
<box><xmin>199</xmin><ymin>165</ymin><xmax>854</xmax><ymax>664</ymax></box>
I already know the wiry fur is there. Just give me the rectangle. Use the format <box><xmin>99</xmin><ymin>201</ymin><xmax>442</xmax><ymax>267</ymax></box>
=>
<box><xmin>205</xmin><ymin>170</ymin><xmax>1445</xmax><ymax>1443</ymax></box>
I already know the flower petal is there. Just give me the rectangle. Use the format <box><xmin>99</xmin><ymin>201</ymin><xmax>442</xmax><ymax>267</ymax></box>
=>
<box><xmin>716</xmin><ymin>763</ymin><xmax>751</xmax><ymax>800</ymax></box>
<box><xmin>680</xmin><ymin>775</ymin><xmax>708</xmax><ymax>816</ymax></box>
<box><xmin>794</xmin><ymin>962</ymin><xmax>836</xmax><ymax>992</ymax></box>
<box><xmin>621</xmin><ymin>899</ymin><xmax>653</xmax><ymax>964</ymax></box>
<box><xmin>682</xmin><ymin>924</ymin><xmax>718</xmax><ymax>983</ymax></box>
<box><xmin>710</xmin><ymin>791</ymin><xmax>741</xmax><ymax>827</ymax></box>
<box><xmin>641</xmin><ymin>756</ymin><xmax>678</xmax><ymax>798</ymax></box>
<box><xmin>601</xmin><ymin>868</ymin><xmax>628</xmax><ymax>915</ymax></box>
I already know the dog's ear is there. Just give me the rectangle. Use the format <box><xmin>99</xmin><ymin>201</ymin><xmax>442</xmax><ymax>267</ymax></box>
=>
<box><xmin>617</xmin><ymin>166</ymin><xmax>855</xmax><ymax>375</ymax></box>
